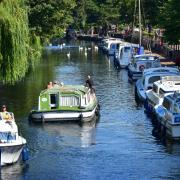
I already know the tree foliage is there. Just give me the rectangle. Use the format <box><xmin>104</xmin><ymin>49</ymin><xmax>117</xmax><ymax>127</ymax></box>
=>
<box><xmin>27</xmin><ymin>0</ymin><xmax>76</xmax><ymax>38</ymax></box>
<box><xmin>0</xmin><ymin>0</ymin><xmax>41</xmax><ymax>84</ymax></box>
<box><xmin>159</xmin><ymin>0</ymin><xmax>180</xmax><ymax>43</ymax></box>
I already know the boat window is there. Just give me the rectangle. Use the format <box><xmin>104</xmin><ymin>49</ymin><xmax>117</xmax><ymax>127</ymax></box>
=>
<box><xmin>159</xmin><ymin>88</ymin><xmax>166</xmax><ymax>96</ymax></box>
<box><xmin>111</xmin><ymin>44</ymin><xmax>116</xmax><ymax>50</ymax></box>
<box><xmin>142</xmin><ymin>78</ymin><xmax>145</xmax><ymax>85</ymax></box>
<box><xmin>148</xmin><ymin>76</ymin><xmax>160</xmax><ymax>84</ymax></box>
<box><xmin>152</xmin><ymin>84</ymin><xmax>158</xmax><ymax>93</ymax></box>
<box><xmin>0</xmin><ymin>132</ymin><xmax>16</xmax><ymax>142</ymax></box>
<box><xmin>159</xmin><ymin>88</ymin><xmax>172</xmax><ymax>97</ymax></box>
<box><xmin>124</xmin><ymin>47</ymin><xmax>131</xmax><ymax>52</ymax></box>
<box><xmin>162</xmin><ymin>98</ymin><xmax>171</xmax><ymax>110</ymax></box>
<box><xmin>174</xmin><ymin>103</ymin><xmax>180</xmax><ymax>113</ymax></box>
<box><xmin>120</xmin><ymin>49</ymin><xmax>123</xmax><ymax>58</ymax></box>
<box><xmin>50</xmin><ymin>94</ymin><xmax>58</xmax><ymax>109</ymax></box>
<box><xmin>116</xmin><ymin>44</ymin><xmax>120</xmax><ymax>49</ymax></box>
<box><xmin>60</xmin><ymin>96</ymin><xmax>79</xmax><ymax>106</ymax></box>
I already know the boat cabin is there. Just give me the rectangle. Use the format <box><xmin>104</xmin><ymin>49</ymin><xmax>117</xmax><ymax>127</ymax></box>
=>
<box><xmin>151</xmin><ymin>76</ymin><xmax>180</xmax><ymax>97</ymax></box>
<box><xmin>132</xmin><ymin>55</ymin><xmax>161</xmax><ymax>72</ymax></box>
<box><xmin>38</xmin><ymin>85</ymin><xmax>92</xmax><ymax>111</ymax></box>
<box><xmin>0</xmin><ymin>113</ymin><xmax>17</xmax><ymax>143</ymax></box>
<box><xmin>103</xmin><ymin>39</ymin><xmax>123</xmax><ymax>55</ymax></box>
<box><xmin>142</xmin><ymin>67</ymin><xmax>180</xmax><ymax>90</ymax></box>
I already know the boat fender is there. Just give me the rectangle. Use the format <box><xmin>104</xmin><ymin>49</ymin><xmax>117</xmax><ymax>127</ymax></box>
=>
<box><xmin>97</xmin><ymin>104</ymin><xmax>100</xmax><ymax>110</ymax></box>
<box><xmin>79</xmin><ymin>113</ymin><xmax>83</xmax><ymax>121</ymax></box>
<box><xmin>22</xmin><ymin>145</ymin><xmax>29</xmax><ymax>161</ymax></box>
<box><xmin>41</xmin><ymin>114</ymin><xmax>45</xmax><ymax>123</ymax></box>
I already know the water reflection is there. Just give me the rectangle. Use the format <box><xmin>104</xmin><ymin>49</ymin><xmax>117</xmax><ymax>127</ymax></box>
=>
<box><xmin>1</xmin><ymin>163</ymin><xmax>29</xmax><ymax>180</ymax></box>
<box><xmin>1</xmin><ymin>40</ymin><xmax>180</xmax><ymax>179</ymax></box>
<box><xmin>30</xmin><ymin>117</ymin><xmax>99</xmax><ymax>148</ymax></box>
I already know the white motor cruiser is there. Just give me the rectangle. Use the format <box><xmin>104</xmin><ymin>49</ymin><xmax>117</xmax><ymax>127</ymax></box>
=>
<box><xmin>102</xmin><ymin>38</ymin><xmax>124</xmax><ymax>56</ymax></box>
<box><xmin>128</xmin><ymin>54</ymin><xmax>161</xmax><ymax>81</ymax></box>
<box><xmin>135</xmin><ymin>67</ymin><xmax>180</xmax><ymax>102</ymax></box>
<box><xmin>155</xmin><ymin>92</ymin><xmax>180</xmax><ymax>139</ymax></box>
<box><xmin>0</xmin><ymin>112</ymin><xmax>27</xmax><ymax>166</ymax></box>
<box><xmin>114</xmin><ymin>43</ymin><xmax>135</xmax><ymax>68</ymax></box>
<box><xmin>145</xmin><ymin>76</ymin><xmax>180</xmax><ymax>115</ymax></box>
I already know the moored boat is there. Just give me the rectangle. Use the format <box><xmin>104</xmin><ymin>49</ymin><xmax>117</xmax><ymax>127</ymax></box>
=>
<box><xmin>29</xmin><ymin>84</ymin><xmax>100</xmax><ymax>122</ymax></box>
<box><xmin>114</xmin><ymin>43</ymin><xmax>134</xmax><ymax>68</ymax></box>
<box><xmin>0</xmin><ymin>112</ymin><xmax>27</xmax><ymax>166</ymax></box>
<box><xmin>135</xmin><ymin>67</ymin><xmax>180</xmax><ymax>102</ymax></box>
<box><xmin>155</xmin><ymin>92</ymin><xmax>180</xmax><ymax>139</ymax></box>
<box><xmin>102</xmin><ymin>38</ymin><xmax>123</xmax><ymax>55</ymax></box>
<box><xmin>128</xmin><ymin>54</ymin><xmax>161</xmax><ymax>81</ymax></box>
<box><xmin>145</xmin><ymin>76</ymin><xmax>180</xmax><ymax>115</ymax></box>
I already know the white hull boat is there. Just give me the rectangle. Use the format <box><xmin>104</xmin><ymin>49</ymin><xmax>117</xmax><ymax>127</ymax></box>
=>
<box><xmin>155</xmin><ymin>92</ymin><xmax>180</xmax><ymax>139</ymax></box>
<box><xmin>135</xmin><ymin>67</ymin><xmax>180</xmax><ymax>102</ymax></box>
<box><xmin>1</xmin><ymin>137</ymin><xmax>26</xmax><ymax>166</ymax></box>
<box><xmin>0</xmin><ymin>112</ymin><xmax>27</xmax><ymax>166</ymax></box>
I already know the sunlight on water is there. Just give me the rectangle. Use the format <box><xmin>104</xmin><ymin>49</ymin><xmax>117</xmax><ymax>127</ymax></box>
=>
<box><xmin>1</xmin><ymin>41</ymin><xmax>180</xmax><ymax>180</ymax></box>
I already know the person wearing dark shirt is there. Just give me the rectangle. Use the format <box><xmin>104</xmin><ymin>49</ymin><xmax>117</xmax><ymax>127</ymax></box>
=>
<box><xmin>85</xmin><ymin>75</ymin><xmax>93</xmax><ymax>89</ymax></box>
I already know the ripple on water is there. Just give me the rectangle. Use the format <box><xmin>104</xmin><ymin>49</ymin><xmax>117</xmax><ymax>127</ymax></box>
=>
<box><xmin>1</xmin><ymin>42</ymin><xmax>180</xmax><ymax>180</ymax></box>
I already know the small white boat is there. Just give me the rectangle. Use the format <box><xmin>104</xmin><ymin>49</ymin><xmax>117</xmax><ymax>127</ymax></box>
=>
<box><xmin>128</xmin><ymin>54</ymin><xmax>161</xmax><ymax>81</ymax></box>
<box><xmin>114</xmin><ymin>43</ymin><xmax>134</xmax><ymax>68</ymax></box>
<box><xmin>135</xmin><ymin>67</ymin><xmax>180</xmax><ymax>102</ymax></box>
<box><xmin>155</xmin><ymin>92</ymin><xmax>180</xmax><ymax>139</ymax></box>
<box><xmin>145</xmin><ymin>76</ymin><xmax>180</xmax><ymax>115</ymax></box>
<box><xmin>0</xmin><ymin>113</ymin><xmax>27</xmax><ymax>166</ymax></box>
<box><xmin>102</xmin><ymin>38</ymin><xmax>124</xmax><ymax>56</ymax></box>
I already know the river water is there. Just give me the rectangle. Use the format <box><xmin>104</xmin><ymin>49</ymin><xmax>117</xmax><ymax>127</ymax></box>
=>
<box><xmin>1</xmin><ymin>41</ymin><xmax>180</xmax><ymax>180</ymax></box>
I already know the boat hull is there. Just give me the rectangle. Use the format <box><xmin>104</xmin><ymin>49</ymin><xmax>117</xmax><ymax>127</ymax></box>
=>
<box><xmin>128</xmin><ymin>69</ymin><xmax>142</xmax><ymax>81</ymax></box>
<box><xmin>30</xmin><ymin>105</ymin><xmax>99</xmax><ymax>123</ymax></box>
<box><xmin>0</xmin><ymin>137</ymin><xmax>26</xmax><ymax>166</ymax></box>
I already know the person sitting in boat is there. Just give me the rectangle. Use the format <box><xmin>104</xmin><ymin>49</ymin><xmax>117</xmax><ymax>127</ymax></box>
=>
<box><xmin>60</xmin><ymin>82</ymin><xmax>64</xmax><ymax>86</ymax></box>
<box><xmin>0</xmin><ymin>105</ymin><xmax>12</xmax><ymax>121</ymax></box>
<box><xmin>53</xmin><ymin>80</ymin><xmax>60</xmax><ymax>88</ymax></box>
<box><xmin>47</xmin><ymin>81</ymin><xmax>53</xmax><ymax>89</ymax></box>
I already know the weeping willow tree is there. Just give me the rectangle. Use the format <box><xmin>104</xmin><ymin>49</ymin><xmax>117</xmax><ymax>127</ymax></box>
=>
<box><xmin>0</xmin><ymin>0</ymin><xmax>41</xmax><ymax>84</ymax></box>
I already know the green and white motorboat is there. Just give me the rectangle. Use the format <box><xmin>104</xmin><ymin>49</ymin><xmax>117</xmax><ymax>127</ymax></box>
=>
<box><xmin>30</xmin><ymin>84</ymin><xmax>100</xmax><ymax>122</ymax></box>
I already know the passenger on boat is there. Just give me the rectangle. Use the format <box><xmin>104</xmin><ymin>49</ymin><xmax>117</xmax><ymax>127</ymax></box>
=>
<box><xmin>53</xmin><ymin>80</ymin><xmax>60</xmax><ymax>88</ymax></box>
<box><xmin>85</xmin><ymin>75</ymin><xmax>93</xmax><ymax>88</ymax></box>
<box><xmin>85</xmin><ymin>75</ymin><xmax>95</xmax><ymax>93</ymax></box>
<box><xmin>47</xmin><ymin>81</ymin><xmax>53</xmax><ymax>89</ymax></box>
<box><xmin>60</xmin><ymin>82</ymin><xmax>64</xmax><ymax>86</ymax></box>
<box><xmin>0</xmin><ymin>105</ymin><xmax>12</xmax><ymax>121</ymax></box>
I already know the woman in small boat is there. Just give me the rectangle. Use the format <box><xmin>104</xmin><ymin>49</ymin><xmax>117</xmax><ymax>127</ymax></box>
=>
<box><xmin>0</xmin><ymin>105</ymin><xmax>12</xmax><ymax>121</ymax></box>
<box><xmin>47</xmin><ymin>81</ymin><xmax>53</xmax><ymax>89</ymax></box>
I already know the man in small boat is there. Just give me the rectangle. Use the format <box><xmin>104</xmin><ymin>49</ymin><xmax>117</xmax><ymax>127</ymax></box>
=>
<box><xmin>0</xmin><ymin>105</ymin><xmax>12</xmax><ymax>121</ymax></box>
<box><xmin>85</xmin><ymin>75</ymin><xmax>93</xmax><ymax>88</ymax></box>
<box><xmin>85</xmin><ymin>75</ymin><xmax>95</xmax><ymax>93</ymax></box>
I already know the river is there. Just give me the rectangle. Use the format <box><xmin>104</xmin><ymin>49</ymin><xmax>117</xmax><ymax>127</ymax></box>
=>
<box><xmin>1</xmin><ymin>41</ymin><xmax>180</xmax><ymax>180</ymax></box>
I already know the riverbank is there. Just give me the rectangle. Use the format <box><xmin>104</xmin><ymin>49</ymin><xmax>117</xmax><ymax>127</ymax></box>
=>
<box><xmin>77</xmin><ymin>33</ymin><xmax>176</xmax><ymax>66</ymax></box>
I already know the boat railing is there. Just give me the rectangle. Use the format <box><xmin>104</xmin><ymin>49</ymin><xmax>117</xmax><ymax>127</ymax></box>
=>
<box><xmin>161</xmin><ymin>76</ymin><xmax>180</xmax><ymax>83</ymax></box>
